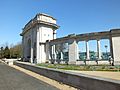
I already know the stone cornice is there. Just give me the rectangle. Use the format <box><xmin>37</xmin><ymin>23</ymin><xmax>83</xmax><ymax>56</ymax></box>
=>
<box><xmin>37</xmin><ymin>13</ymin><xmax>56</xmax><ymax>20</ymax></box>
<box><xmin>50</xmin><ymin>29</ymin><xmax>120</xmax><ymax>45</ymax></box>
<box><xmin>20</xmin><ymin>20</ymin><xmax>59</xmax><ymax>36</ymax></box>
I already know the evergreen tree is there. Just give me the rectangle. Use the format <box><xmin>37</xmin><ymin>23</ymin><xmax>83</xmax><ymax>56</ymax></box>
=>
<box><xmin>4</xmin><ymin>46</ymin><xmax>10</xmax><ymax>59</ymax></box>
<box><xmin>0</xmin><ymin>47</ymin><xmax>4</xmax><ymax>58</ymax></box>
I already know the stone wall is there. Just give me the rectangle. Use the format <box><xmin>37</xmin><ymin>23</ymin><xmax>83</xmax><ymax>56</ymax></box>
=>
<box><xmin>14</xmin><ymin>61</ymin><xmax>120</xmax><ymax>90</ymax></box>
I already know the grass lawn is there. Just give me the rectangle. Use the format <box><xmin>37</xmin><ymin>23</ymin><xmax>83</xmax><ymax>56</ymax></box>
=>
<box><xmin>37</xmin><ymin>63</ymin><xmax>120</xmax><ymax>72</ymax></box>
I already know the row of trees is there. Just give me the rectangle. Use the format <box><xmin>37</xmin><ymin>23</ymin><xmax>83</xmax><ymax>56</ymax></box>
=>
<box><xmin>0</xmin><ymin>43</ymin><xmax>22</xmax><ymax>59</ymax></box>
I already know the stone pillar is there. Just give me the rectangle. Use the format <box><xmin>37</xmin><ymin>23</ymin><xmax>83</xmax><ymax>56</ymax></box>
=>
<box><xmin>51</xmin><ymin>45</ymin><xmax>54</xmax><ymax>59</ymax></box>
<box><xmin>30</xmin><ymin>45</ymin><xmax>33</xmax><ymax>63</ymax></box>
<box><xmin>49</xmin><ymin>45</ymin><xmax>52</xmax><ymax>60</ymax></box>
<box><xmin>46</xmin><ymin>41</ymin><xmax>50</xmax><ymax>61</ymax></box>
<box><xmin>97</xmin><ymin>39</ymin><xmax>101</xmax><ymax>59</ymax></box>
<box><xmin>109</xmin><ymin>38</ymin><xmax>114</xmax><ymax>59</ymax></box>
<box><xmin>53</xmin><ymin>45</ymin><xmax>57</xmax><ymax>60</ymax></box>
<box><xmin>53</xmin><ymin>30</ymin><xmax>57</xmax><ymax>39</ymax></box>
<box><xmin>50</xmin><ymin>45</ymin><xmax>56</xmax><ymax>63</ymax></box>
<box><xmin>30</xmin><ymin>31</ymin><xmax>33</xmax><ymax>63</ymax></box>
<box><xmin>61</xmin><ymin>52</ymin><xmax>63</xmax><ymax>60</ymax></box>
<box><xmin>22</xmin><ymin>36</ymin><xmax>25</xmax><ymax>61</ymax></box>
<box><xmin>76</xmin><ymin>42</ymin><xmax>79</xmax><ymax>60</ymax></box>
<box><xmin>36</xmin><ymin>26</ymin><xmax>40</xmax><ymax>63</ymax></box>
<box><xmin>51</xmin><ymin>45</ymin><xmax>56</xmax><ymax>60</ymax></box>
<box><xmin>68</xmin><ymin>40</ymin><xmax>79</xmax><ymax>64</ymax></box>
<box><xmin>60</xmin><ymin>52</ymin><xmax>64</xmax><ymax>64</ymax></box>
<box><xmin>110</xmin><ymin>29</ymin><xmax>120</xmax><ymax>65</ymax></box>
<box><xmin>86</xmin><ymin>40</ymin><xmax>90</xmax><ymax>60</ymax></box>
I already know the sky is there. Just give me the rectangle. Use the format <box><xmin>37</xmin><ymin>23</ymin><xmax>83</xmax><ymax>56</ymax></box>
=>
<box><xmin>0</xmin><ymin>0</ymin><xmax>120</xmax><ymax>51</ymax></box>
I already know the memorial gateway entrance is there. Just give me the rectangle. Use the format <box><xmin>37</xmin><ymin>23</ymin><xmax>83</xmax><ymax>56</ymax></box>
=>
<box><xmin>20</xmin><ymin>13</ymin><xmax>120</xmax><ymax>65</ymax></box>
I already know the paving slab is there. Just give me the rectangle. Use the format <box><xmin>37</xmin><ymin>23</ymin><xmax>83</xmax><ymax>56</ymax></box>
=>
<box><xmin>66</xmin><ymin>70</ymin><xmax>120</xmax><ymax>80</ymax></box>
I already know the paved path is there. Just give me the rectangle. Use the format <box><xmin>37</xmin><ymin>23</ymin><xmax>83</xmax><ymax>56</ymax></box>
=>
<box><xmin>0</xmin><ymin>62</ymin><xmax>58</xmax><ymax>90</ymax></box>
<box><xmin>66</xmin><ymin>70</ymin><xmax>120</xmax><ymax>80</ymax></box>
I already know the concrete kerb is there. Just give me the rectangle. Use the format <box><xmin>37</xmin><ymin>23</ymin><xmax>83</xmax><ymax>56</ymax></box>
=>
<box><xmin>1</xmin><ymin>59</ymin><xmax>18</xmax><ymax>65</ymax></box>
<box><xmin>14</xmin><ymin>61</ymin><xmax>120</xmax><ymax>90</ymax></box>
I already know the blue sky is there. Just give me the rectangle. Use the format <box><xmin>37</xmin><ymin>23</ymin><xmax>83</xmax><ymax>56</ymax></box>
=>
<box><xmin>0</xmin><ymin>0</ymin><xmax>120</xmax><ymax>51</ymax></box>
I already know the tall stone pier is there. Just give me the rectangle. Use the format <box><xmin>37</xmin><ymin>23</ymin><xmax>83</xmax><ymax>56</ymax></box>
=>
<box><xmin>110</xmin><ymin>29</ymin><xmax>120</xmax><ymax>65</ymax></box>
<box><xmin>20</xmin><ymin>13</ymin><xmax>59</xmax><ymax>63</ymax></box>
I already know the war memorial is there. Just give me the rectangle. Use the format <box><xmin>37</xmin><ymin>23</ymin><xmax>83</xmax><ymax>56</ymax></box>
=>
<box><xmin>20</xmin><ymin>13</ymin><xmax>120</xmax><ymax>65</ymax></box>
<box><xmin>1</xmin><ymin>13</ymin><xmax>119</xmax><ymax>90</ymax></box>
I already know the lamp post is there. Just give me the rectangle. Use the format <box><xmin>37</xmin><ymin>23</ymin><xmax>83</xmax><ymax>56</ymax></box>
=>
<box><xmin>105</xmin><ymin>45</ymin><xmax>108</xmax><ymax>53</ymax></box>
<box><xmin>105</xmin><ymin>45</ymin><xmax>108</xmax><ymax>59</ymax></box>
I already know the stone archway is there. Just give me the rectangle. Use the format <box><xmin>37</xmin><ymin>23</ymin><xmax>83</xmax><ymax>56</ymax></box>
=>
<box><xmin>27</xmin><ymin>38</ymin><xmax>31</xmax><ymax>62</ymax></box>
<box><xmin>33</xmin><ymin>42</ymin><xmax>36</xmax><ymax>63</ymax></box>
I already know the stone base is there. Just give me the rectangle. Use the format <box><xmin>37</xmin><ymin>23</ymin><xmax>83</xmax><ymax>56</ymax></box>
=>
<box><xmin>76</xmin><ymin>61</ymin><xmax>85</xmax><ymax>65</ymax></box>
<box><xmin>68</xmin><ymin>61</ymin><xmax>76</xmax><ymax>64</ymax></box>
<box><xmin>60</xmin><ymin>61</ymin><xmax>66</xmax><ymax>64</ymax></box>
<box><xmin>114</xmin><ymin>61</ymin><xmax>120</xmax><ymax>65</ymax></box>
<box><xmin>7</xmin><ymin>61</ymin><xmax>13</xmax><ymax>65</ymax></box>
<box><xmin>98</xmin><ymin>61</ymin><xmax>110</xmax><ymax>65</ymax></box>
<box><xmin>86</xmin><ymin>61</ymin><xmax>97</xmax><ymax>65</ymax></box>
<box><xmin>76</xmin><ymin>60</ymin><xmax>112</xmax><ymax>65</ymax></box>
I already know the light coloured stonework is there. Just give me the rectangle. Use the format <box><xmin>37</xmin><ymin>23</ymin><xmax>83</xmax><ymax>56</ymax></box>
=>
<box><xmin>49</xmin><ymin>29</ymin><xmax>120</xmax><ymax>65</ymax></box>
<box><xmin>21</xmin><ymin>13</ymin><xmax>120</xmax><ymax>65</ymax></box>
<box><xmin>21</xmin><ymin>13</ymin><xmax>59</xmax><ymax>63</ymax></box>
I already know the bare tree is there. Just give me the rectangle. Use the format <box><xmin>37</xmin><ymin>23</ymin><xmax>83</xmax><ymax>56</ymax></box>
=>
<box><xmin>10</xmin><ymin>42</ymin><xmax>22</xmax><ymax>58</ymax></box>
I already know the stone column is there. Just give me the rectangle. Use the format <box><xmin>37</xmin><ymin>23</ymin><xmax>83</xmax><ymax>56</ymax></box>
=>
<box><xmin>46</xmin><ymin>41</ymin><xmax>50</xmax><ymax>61</ymax></box>
<box><xmin>51</xmin><ymin>45</ymin><xmax>56</xmax><ymax>59</ymax></box>
<box><xmin>68</xmin><ymin>40</ymin><xmax>79</xmax><ymax>64</ymax></box>
<box><xmin>50</xmin><ymin>45</ymin><xmax>56</xmax><ymax>64</ymax></box>
<box><xmin>86</xmin><ymin>40</ymin><xmax>90</xmax><ymax>60</ymax></box>
<box><xmin>76</xmin><ymin>42</ymin><xmax>79</xmax><ymax>60</ymax></box>
<box><xmin>30</xmin><ymin>45</ymin><xmax>33</xmax><ymax>63</ymax></box>
<box><xmin>53</xmin><ymin>45</ymin><xmax>57</xmax><ymax>60</ymax></box>
<box><xmin>53</xmin><ymin>30</ymin><xmax>57</xmax><ymax>39</ymax></box>
<box><xmin>51</xmin><ymin>45</ymin><xmax>54</xmax><ymax>59</ymax></box>
<box><xmin>30</xmin><ymin>31</ymin><xmax>33</xmax><ymax>63</ymax></box>
<box><xmin>49</xmin><ymin>45</ymin><xmax>52</xmax><ymax>60</ymax></box>
<box><xmin>61</xmin><ymin>52</ymin><xmax>63</xmax><ymax>60</ymax></box>
<box><xmin>22</xmin><ymin>36</ymin><xmax>25</xmax><ymax>61</ymax></box>
<box><xmin>36</xmin><ymin>26</ymin><xmax>40</xmax><ymax>63</ymax></box>
<box><xmin>97</xmin><ymin>39</ymin><xmax>101</xmax><ymax>59</ymax></box>
<box><xmin>110</xmin><ymin>29</ymin><xmax>120</xmax><ymax>65</ymax></box>
<box><xmin>109</xmin><ymin>37</ymin><xmax>114</xmax><ymax>60</ymax></box>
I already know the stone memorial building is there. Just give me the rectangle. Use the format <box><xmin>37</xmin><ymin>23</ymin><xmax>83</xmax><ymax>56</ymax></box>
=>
<box><xmin>21</xmin><ymin>13</ymin><xmax>120</xmax><ymax>65</ymax></box>
<box><xmin>20</xmin><ymin>13</ymin><xmax>59</xmax><ymax>63</ymax></box>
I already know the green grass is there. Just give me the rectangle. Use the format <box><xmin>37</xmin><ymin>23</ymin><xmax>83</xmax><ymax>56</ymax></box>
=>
<box><xmin>37</xmin><ymin>63</ymin><xmax>120</xmax><ymax>72</ymax></box>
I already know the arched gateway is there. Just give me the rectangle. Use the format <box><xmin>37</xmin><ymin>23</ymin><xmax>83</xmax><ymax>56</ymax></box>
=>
<box><xmin>21</xmin><ymin>13</ymin><xmax>120</xmax><ymax>65</ymax></box>
<box><xmin>20</xmin><ymin>13</ymin><xmax>59</xmax><ymax>63</ymax></box>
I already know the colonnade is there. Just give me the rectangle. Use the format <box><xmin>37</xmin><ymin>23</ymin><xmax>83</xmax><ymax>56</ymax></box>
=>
<box><xmin>48</xmin><ymin>39</ymin><xmax>109</xmax><ymax>64</ymax></box>
<box><xmin>21</xmin><ymin>13</ymin><xmax>120</xmax><ymax>65</ymax></box>
<box><xmin>85</xmin><ymin>39</ymin><xmax>102</xmax><ymax>60</ymax></box>
<box><xmin>47</xmin><ymin>29</ymin><xmax>120</xmax><ymax>65</ymax></box>
<box><xmin>23</xmin><ymin>28</ymin><xmax>120</xmax><ymax>65</ymax></box>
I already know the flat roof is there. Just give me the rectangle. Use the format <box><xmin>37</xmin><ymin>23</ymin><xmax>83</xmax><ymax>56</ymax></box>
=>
<box><xmin>37</xmin><ymin>13</ymin><xmax>56</xmax><ymax>20</ymax></box>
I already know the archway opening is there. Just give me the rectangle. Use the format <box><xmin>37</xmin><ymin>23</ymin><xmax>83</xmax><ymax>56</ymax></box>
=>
<box><xmin>78</xmin><ymin>41</ymin><xmax>86</xmax><ymax>60</ymax></box>
<box><xmin>27</xmin><ymin>38</ymin><xmax>31</xmax><ymax>62</ymax></box>
<box><xmin>89</xmin><ymin>40</ymin><xmax>97</xmax><ymax>60</ymax></box>
<box><xmin>101</xmin><ymin>39</ymin><xmax>110</xmax><ymax>60</ymax></box>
